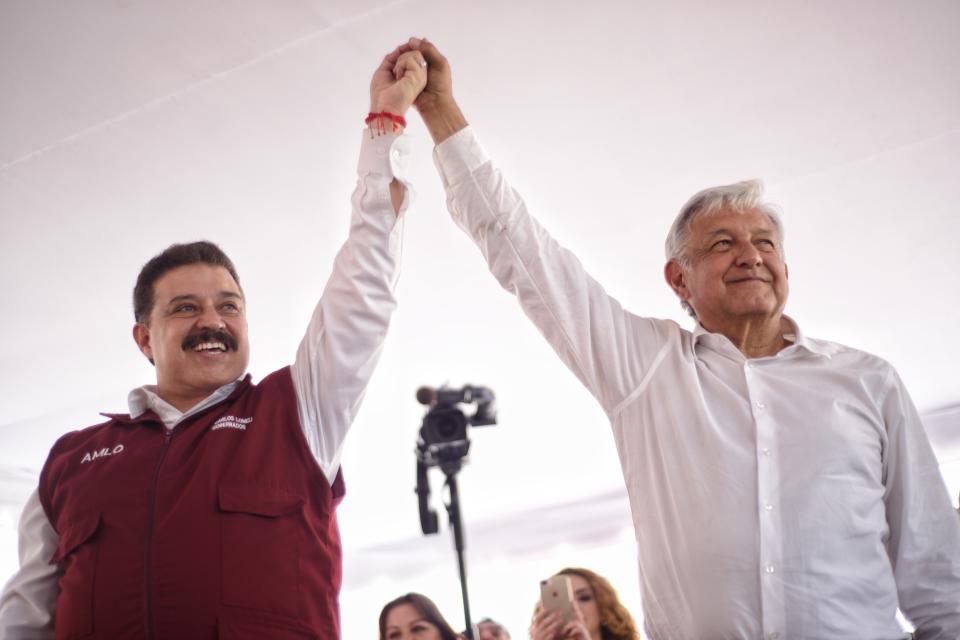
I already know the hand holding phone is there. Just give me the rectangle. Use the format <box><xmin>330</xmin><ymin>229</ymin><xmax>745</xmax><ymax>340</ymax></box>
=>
<box><xmin>539</xmin><ymin>575</ymin><xmax>575</xmax><ymax>624</ymax></box>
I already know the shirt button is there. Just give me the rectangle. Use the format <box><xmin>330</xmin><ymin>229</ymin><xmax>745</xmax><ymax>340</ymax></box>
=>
<box><xmin>763</xmin><ymin>503</ymin><xmax>774</xmax><ymax>511</ymax></box>
<box><xmin>765</xmin><ymin>564</ymin><xmax>776</xmax><ymax>574</ymax></box>
<box><xmin>761</xmin><ymin>448</ymin><xmax>771</xmax><ymax>456</ymax></box>
<box><xmin>769</xmin><ymin>633</ymin><xmax>780</xmax><ymax>640</ymax></box>
<box><xmin>756</xmin><ymin>400</ymin><xmax>765</xmax><ymax>409</ymax></box>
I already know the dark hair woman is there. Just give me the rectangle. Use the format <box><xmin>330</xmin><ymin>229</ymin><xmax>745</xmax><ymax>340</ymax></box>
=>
<box><xmin>379</xmin><ymin>592</ymin><xmax>465</xmax><ymax>640</ymax></box>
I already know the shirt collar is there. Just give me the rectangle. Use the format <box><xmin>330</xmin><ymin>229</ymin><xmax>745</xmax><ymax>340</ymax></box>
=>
<box><xmin>692</xmin><ymin>314</ymin><xmax>834</xmax><ymax>360</ymax></box>
<box><xmin>127</xmin><ymin>377</ymin><xmax>244</xmax><ymax>429</ymax></box>
<box><xmin>780</xmin><ymin>316</ymin><xmax>836</xmax><ymax>358</ymax></box>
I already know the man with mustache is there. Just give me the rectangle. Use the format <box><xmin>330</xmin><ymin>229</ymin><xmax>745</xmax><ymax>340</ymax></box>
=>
<box><xmin>0</xmin><ymin>46</ymin><xmax>428</xmax><ymax>638</ymax></box>
<box><xmin>406</xmin><ymin>38</ymin><xmax>960</xmax><ymax>639</ymax></box>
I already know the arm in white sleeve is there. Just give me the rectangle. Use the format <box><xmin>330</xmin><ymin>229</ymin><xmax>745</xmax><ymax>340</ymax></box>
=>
<box><xmin>882</xmin><ymin>369</ymin><xmax>960</xmax><ymax>639</ymax></box>
<box><xmin>433</xmin><ymin>126</ymin><xmax>674</xmax><ymax>414</ymax></box>
<box><xmin>291</xmin><ymin>130</ymin><xmax>410</xmax><ymax>485</ymax></box>
<box><xmin>0</xmin><ymin>488</ymin><xmax>59</xmax><ymax>638</ymax></box>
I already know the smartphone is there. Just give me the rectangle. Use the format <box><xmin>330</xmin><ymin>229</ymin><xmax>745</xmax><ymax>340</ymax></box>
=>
<box><xmin>540</xmin><ymin>575</ymin><xmax>574</xmax><ymax>624</ymax></box>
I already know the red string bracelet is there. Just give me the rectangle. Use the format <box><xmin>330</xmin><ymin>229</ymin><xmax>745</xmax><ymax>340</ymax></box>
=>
<box><xmin>365</xmin><ymin>111</ymin><xmax>407</xmax><ymax>134</ymax></box>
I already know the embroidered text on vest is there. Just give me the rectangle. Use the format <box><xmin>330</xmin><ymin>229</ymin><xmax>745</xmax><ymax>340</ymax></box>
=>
<box><xmin>81</xmin><ymin>444</ymin><xmax>125</xmax><ymax>464</ymax></box>
<box><xmin>211</xmin><ymin>415</ymin><xmax>253</xmax><ymax>431</ymax></box>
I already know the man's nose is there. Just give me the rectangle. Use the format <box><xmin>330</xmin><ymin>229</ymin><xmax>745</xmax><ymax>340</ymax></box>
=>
<box><xmin>735</xmin><ymin>243</ymin><xmax>762</xmax><ymax>267</ymax></box>
<box><xmin>196</xmin><ymin>304</ymin><xmax>226</xmax><ymax>330</ymax></box>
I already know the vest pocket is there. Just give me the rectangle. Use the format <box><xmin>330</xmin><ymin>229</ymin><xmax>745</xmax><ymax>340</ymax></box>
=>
<box><xmin>49</xmin><ymin>511</ymin><xmax>102</xmax><ymax>639</ymax></box>
<box><xmin>218</xmin><ymin>482</ymin><xmax>305</xmax><ymax>619</ymax></box>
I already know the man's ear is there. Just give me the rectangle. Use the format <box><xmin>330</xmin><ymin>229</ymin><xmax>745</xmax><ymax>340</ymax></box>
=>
<box><xmin>664</xmin><ymin>260</ymin><xmax>690</xmax><ymax>300</ymax></box>
<box><xmin>133</xmin><ymin>322</ymin><xmax>155</xmax><ymax>366</ymax></box>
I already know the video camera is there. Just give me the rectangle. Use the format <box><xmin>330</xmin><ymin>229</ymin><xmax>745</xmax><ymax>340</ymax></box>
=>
<box><xmin>415</xmin><ymin>384</ymin><xmax>497</xmax><ymax>534</ymax></box>
<box><xmin>415</xmin><ymin>385</ymin><xmax>496</xmax><ymax>471</ymax></box>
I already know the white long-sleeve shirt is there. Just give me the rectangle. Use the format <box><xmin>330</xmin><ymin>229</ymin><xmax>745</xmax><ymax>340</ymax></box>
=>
<box><xmin>0</xmin><ymin>129</ymin><xmax>412</xmax><ymax>638</ymax></box>
<box><xmin>434</xmin><ymin>126</ymin><xmax>960</xmax><ymax>640</ymax></box>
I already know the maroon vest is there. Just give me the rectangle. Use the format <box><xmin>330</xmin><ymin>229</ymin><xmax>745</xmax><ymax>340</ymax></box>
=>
<box><xmin>38</xmin><ymin>368</ymin><xmax>345</xmax><ymax>640</ymax></box>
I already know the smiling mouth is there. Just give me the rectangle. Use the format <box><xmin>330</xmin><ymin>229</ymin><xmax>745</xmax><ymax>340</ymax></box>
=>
<box><xmin>182</xmin><ymin>330</ymin><xmax>238</xmax><ymax>353</ymax></box>
<box><xmin>727</xmin><ymin>277</ymin><xmax>769</xmax><ymax>284</ymax></box>
<box><xmin>192</xmin><ymin>341</ymin><xmax>227</xmax><ymax>353</ymax></box>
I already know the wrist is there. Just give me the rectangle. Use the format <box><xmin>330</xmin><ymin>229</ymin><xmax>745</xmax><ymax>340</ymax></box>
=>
<box><xmin>371</xmin><ymin>95</ymin><xmax>411</xmax><ymax>115</ymax></box>
<box><xmin>365</xmin><ymin>111</ymin><xmax>406</xmax><ymax>136</ymax></box>
<box><xmin>418</xmin><ymin>97</ymin><xmax>467</xmax><ymax>145</ymax></box>
<box><xmin>416</xmin><ymin>94</ymin><xmax>458</xmax><ymax>120</ymax></box>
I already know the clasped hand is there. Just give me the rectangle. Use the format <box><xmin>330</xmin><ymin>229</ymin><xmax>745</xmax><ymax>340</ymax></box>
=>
<box><xmin>370</xmin><ymin>37</ymin><xmax>454</xmax><ymax>120</ymax></box>
<box><xmin>369</xmin><ymin>41</ymin><xmax>429</xmax><ymax>117</ymax></box>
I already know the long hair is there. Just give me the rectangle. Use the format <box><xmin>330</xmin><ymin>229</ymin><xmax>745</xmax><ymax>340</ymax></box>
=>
<box><xmin>379</xmin><ymin>592</ymin><xmax>463</xmax><ymax>640</ymax></box>
<box><xmin>532</xmin><ymin>568</ymin><xmax>640</xmax><ymax>640</ymax></box>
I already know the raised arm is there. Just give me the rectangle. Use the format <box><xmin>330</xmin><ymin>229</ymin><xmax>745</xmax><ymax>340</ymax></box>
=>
<box><xmin>407</xmin><ymin>38</ymin><xmax>468</xmax><ymax>145</ymax></box>
<box><xmin>291</xmin><ymin>46</ymin><xmax>427</xmax><ymax>484</ymax></box>
<box><xmin>370</xmin><ymin>45</ymin><xmax>431</xmax><ymax>214</ymax></box>
<box><xmin>408</xmin><ymin>38</ymin><xmax>674</xmax><ymax>415</ymax></box>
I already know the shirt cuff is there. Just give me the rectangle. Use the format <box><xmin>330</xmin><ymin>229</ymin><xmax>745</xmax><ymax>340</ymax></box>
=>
<box><xmin>357</xmin><ymin>130</ymin><xmax>412</xmax><ymax>183</ymax></box>
<box><xmin>432</xmin><ymin>126</ymin><xmax>488</xmax><ymax>188</ymax></box>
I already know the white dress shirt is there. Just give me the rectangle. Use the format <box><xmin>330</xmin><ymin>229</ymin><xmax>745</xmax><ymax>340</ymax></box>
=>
<box><xmin>0</xmin><ymin>129</ymin><xmax>412</xmax><ymax>638</ymax></box>
<box><xmin>433</xmin><ymin>126</ymin><xmax>960</xmax><ymax>640</ymax></box>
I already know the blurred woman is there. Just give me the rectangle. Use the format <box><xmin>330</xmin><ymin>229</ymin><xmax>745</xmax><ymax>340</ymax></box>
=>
<box><xmin>379</xmin><ymin>592</ymin><xmax>464</xmax><ymax>640</ymax></box>
<box><xmin>530</xmin><ymin>567</ymin><xmax>640</xmax><ymax>640</ymax></box>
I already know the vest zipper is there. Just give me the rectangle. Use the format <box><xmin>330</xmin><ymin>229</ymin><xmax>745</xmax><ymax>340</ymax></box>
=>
<box><xmin>144</xmin><ymin>427</ymin><xmax>174</xmax><ymax>640</ymax></box>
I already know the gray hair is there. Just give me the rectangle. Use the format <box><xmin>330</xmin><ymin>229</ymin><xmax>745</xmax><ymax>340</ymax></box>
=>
<box><xmin>664</xmin><ymin>179</ymin><xmax>784</xmax><ymax>317</ymax></box>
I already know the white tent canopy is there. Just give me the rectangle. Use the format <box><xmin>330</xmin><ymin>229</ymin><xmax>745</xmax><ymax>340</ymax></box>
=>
<box><xmin>2</xmin><ymin>1</ymin><xmax>958</xmax><ymax>636</ymax></box>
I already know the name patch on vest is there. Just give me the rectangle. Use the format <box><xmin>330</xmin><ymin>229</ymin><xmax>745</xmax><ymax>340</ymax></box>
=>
<box><xmin>81</xmin><ymin>444</ymin><xmax>124</xmax><ymax>464</ymax></box>
<box><xmin>211</xmin><ymin>415</ymin><xmax>253</xmax><ymax>431</ymax></box>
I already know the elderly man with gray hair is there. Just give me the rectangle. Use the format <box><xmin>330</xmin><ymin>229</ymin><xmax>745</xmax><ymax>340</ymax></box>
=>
<box><xmin>401</xmin><ymin>37</ymin><xmax>960</xmax><ymax>640</ymax></box>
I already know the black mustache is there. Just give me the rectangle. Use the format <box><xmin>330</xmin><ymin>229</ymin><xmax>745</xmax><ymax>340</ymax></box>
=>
<box><xmin>181</xmin><ymin>329</ymin><xmax>239</xmax><ymax>352</ymax></box>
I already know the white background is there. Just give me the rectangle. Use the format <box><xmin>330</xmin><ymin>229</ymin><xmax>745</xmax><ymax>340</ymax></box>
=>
<box><xmin>1</xmin><ymin>1</ymin><xmax>958</xmax><ymax>636</ymax></box>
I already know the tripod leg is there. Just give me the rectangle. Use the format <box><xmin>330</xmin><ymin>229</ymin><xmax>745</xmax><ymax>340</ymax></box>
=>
<box><xmin>444</xmin><ymin>474</ymin><xmax>473</xmax><ymax>639</ymax></box>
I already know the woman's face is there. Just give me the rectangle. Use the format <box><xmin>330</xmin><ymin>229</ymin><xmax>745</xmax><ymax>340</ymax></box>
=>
<box><xmin>569</xmin><ymin>574</ymin><xmax>602</xmax><ymax>638</ymax></box>
<box><xmin>384</xmin><ymin>603</ymin><xmax>444</xmax><ymax>640</ymax></box>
